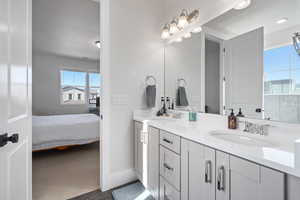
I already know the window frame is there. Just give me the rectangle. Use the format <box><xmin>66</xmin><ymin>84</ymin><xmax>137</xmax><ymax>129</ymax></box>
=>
<box><xmin>59</xmin><ymin>67</ymin><xmax>100</xmax><ymax>105</ymax></box>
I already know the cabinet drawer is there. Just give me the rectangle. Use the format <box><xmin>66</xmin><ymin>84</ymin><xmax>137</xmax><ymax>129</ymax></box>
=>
<box><xmin>160</xmin><ymin>176</ymin><xmax>180</xmax><ymax>200</ymax></box>
<box><xmin>160</xmin><ymin>130</ymin><xmax>180</xmax><ymax>154</ymax></box>
<box><xmin>160</xmin><ymin>146</ymin><xmax>180</xmax><ymax>190</ymax></box>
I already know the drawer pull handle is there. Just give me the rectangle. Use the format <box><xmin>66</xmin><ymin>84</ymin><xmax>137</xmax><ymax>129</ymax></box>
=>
<box><xmin>205</xmin><ymin>160</ymin><xmax>212</xmax><ymax>183</ymax></box>
<box><xmin>217</xmin><ymin>166</ymin><xmax>225</xmax><ymax>191</ymax></box>
<box><xmin>164</xmin><ymin>163</ymin><xmax>174</xmax><ymax>171</ymax></box>
<box><xmin>163</xmin><ymin>138</ymin><xmax>173</xmax><ymax>144</ymax></box>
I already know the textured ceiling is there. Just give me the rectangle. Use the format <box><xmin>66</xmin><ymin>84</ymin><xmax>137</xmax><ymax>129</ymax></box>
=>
<box><xmin>33</xmin><ymin>0</ymin><xmax>100</xmax><ymax>60</ymax></box>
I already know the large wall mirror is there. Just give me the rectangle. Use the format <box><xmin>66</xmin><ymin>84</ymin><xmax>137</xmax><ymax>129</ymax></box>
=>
<box><xmin>164</xmin><ymin>0</ymin><xmax>300</xmax><ymax>124</ymax></box>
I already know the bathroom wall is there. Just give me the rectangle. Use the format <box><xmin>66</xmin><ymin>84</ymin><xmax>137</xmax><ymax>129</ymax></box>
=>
<box><xmin>32</xmin><ymin>52</ymin><xmax>99</xmax><ymax>115</ymax></box>
<box><xmin>107</xmin><ymin>0</ymin><xmax>165</xmax><ymax>187</ymax></box>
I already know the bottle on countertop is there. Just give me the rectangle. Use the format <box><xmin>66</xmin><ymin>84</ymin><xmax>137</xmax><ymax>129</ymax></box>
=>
<box><xmin>228</xmin><ymin>109</ymin><xmax>237</xmax><ymax>129</ymax></box>
<box><xmin>236</xmin><ymin>108</ymin><xmax>245</xmax><ymax>117</ymax></box>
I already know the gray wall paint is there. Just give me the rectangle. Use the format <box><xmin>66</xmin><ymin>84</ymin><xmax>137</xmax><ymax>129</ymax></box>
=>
<box><xmin>205</xmin><ymin>39</ymin><xmax>220</xmax><ymax>114</ymax></box>
<box><xmin>32</xmin><ymin>52</ymin><xmax>99</xmax><ymax>115</ymax></box>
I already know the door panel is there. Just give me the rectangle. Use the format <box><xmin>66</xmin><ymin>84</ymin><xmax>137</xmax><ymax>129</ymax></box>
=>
<box><xmin>225</xmin><ymin>27</ymin><xmax>264</xmax><ymax>118</ymax></box>
<box><xmin>0</xmin><ymin>0</ymin><xmax>32</xmax><ymax>199</ymax></box>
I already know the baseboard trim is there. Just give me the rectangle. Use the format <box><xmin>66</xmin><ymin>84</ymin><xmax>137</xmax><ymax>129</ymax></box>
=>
<box><xmin>108</xmin><ymin>168</ymin><xmax>138</xmax><ymax>190</ymax></box>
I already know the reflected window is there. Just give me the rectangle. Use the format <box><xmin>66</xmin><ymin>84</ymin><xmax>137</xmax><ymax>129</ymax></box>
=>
<box><xmin>264</xmin><ymin>44</ymin><xmax>300</xmax><ymax>123</ymax></box>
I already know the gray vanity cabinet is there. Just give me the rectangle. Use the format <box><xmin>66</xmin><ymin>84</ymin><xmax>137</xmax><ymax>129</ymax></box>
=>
<box><xmin>134</xmin><ymin>121</ymin><xmax>143</xmax><ymax>182</ymax></box>
<box><xmin>229</xmin><ymin>156</ymin><xmax>284</xmax><ymax>200</ymax></box>
<box><xmin>134</xmin><ymin>121</ymin><xmax>160</xmax><ymax>199</ymax></box>
<box><xmin>147</xmin><ymin>127</ymin><xmax>160</xmax><ymax>200</ymax></box>
<box><xmin>181</xmin><ymin>139</ymin><xmax>216</xmax><ymax>200</ymax></box>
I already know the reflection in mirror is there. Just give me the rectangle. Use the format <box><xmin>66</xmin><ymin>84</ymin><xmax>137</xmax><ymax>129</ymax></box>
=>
<box><xmin>203</xmin><ymin>0</ymin><xmax>300</xmax><ymax>123</ymax></box>
<box><xmin>164</xmin><ymin>0</ymin><xmax>300</xmax><ymax>124</ymax></box>
<box><xmin>164</xmin><ymin>34</ymin><xmax>202</xmax><ymax>111</ymax></box>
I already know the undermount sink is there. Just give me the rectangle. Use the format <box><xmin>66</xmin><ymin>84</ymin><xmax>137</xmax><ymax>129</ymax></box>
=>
<box><xmin>209</xmin><ymin>130</ymin><xmax>278</xmax><ymax>148</ymax></box>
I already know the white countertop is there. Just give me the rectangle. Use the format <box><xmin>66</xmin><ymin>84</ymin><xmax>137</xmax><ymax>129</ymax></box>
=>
<box><xmin>134</xmin><ymin>110</ymin><xmax>300</xmax><ymax>178</ymax></box>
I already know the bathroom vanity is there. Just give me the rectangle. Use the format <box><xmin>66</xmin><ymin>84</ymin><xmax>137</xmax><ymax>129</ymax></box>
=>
<box><xmin>133</xmin><ymin>111</ymin><xmax>300</xmax><ymax>200</ymax></box>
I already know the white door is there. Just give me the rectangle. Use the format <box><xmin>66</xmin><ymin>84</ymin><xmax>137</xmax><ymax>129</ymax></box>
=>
<box><xmin>224</xmin><ymin>27</ymin><xmax>264</xmax><ymax>118</ymax></box>
<box><xmin>0</xmin><ymin>0</ymin><xmax>32</xmax><ymax>199</ymax></box>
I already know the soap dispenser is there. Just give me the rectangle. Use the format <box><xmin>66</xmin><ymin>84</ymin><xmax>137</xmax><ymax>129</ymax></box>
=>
<box><xmin>228</xmin><ymin>109</ymin><xmax>237</xmax><ymax>129</ymax></box>
<box><xmin>236</xmin><ymin>108</ymin><xmax>245</xmax><ymax>117</ymax></box>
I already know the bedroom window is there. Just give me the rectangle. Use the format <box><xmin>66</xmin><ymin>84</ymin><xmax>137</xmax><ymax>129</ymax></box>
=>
<box><xmin>61</xmin><ymin>70</ymin><xmax>87</xmax><ymax>104</ymax></box>
<box><xmin>88</xmin><ymin>73</ymin><xmax>101</xmax><ymax>105</ymax></box>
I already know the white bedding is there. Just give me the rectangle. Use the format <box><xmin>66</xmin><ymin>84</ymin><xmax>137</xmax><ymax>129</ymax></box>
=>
<box><xmin>32</xmin><ymin>114</ymin><xmax>100</xmax><ymax>151</ymax></box>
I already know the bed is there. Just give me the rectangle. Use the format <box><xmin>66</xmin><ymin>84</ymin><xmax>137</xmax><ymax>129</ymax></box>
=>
<box><xmin>32</xmin><ymin>114</ymin><xmax>100</xmax><ymax>151</ymax></box>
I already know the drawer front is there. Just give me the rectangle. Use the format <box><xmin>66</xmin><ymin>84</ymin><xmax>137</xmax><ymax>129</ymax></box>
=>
<box><xmin>160</xmin><ymin>176</ymin><xmax>180</xmax><ymax>200</ymax></box>
<box><xmin>160</xmin><ymin>130</ymin><xmax>181</xmax><ymax>154</ymax></box>
<box><xmin>160</xmin><ymin>146</ymin><xmax>180</xmax><ymax>190</ymax></box>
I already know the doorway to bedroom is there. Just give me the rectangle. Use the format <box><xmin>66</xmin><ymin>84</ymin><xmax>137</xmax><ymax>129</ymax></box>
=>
<box><xmin>32</xmin><ymin>0</ymin><xmax>101</xmax><ymax>199</ymax></box>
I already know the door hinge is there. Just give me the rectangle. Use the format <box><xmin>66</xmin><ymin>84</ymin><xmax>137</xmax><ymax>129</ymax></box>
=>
<box><xmin>223</xmin><ymin>48</ymin><xmax>226</xmax><ymax>53</ymax></box>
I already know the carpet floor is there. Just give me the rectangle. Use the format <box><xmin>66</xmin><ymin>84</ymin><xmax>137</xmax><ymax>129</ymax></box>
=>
<box><xmin>32</xmin><ymin>142</ymin><xmax>100</xmax><ymax>200</ymax></box>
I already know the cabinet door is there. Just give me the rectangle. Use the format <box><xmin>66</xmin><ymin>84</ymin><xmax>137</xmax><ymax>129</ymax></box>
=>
<box><xmin>147</xmin><ymin>127</ymin><xmax>160</xmax><ymax>200</ymax></box>
<box><xmin>181</xmin><ymin>139</ymin><xmax>215</xmax><ymax>200</ymax></box>
<box><xmin>134</xmin><ymin>121</ymin><xmax>143</xmax><ymax>181</ymax></box>
<box><xmin>216</xmin><ymin>151</ymin><xmax>230</xmax><ymax>200</ymax></box>
<box><xmin>230</xmin><ymin>156</ymin><xmax>284</xmax><ymax>200</ymax></box>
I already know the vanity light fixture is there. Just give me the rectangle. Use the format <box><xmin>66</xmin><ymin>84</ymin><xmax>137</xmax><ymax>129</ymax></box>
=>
<box><xmin>293</xmin><ymin>32</ymin><xmax>300</xmax><ymax>56</ymax></box>
<box><xmin>234</xmin><ymin>0</ymin><xmax>251</xmax><ymax>10</ymax></box>
<box><xmin>187</xmin><ymin>9</ymin><xmax>200</xmax><ymax>23</ymax></box>
<box><xmin>178</xmin><ymin>9</ymin><xmax>189</xmax><ymax>29</ymax></box>
<box><xmin>277</xmin><ymin>18</ymin><xmax>288</xmax><ymax>24</ymax></box>
<box><xmin>161</xmin><ymin>24</ymin><xmax>170</xmax><ymax>39</ymax></box>
<box><xmin>161</xmin><ymin>9</ymin><xmax>201</xmax><ymax>41</ymax></box>
<box><xmin>192</xmin><ymin>26</ymin><xmax>202</xmax><ymax>33</ymax></box>
<box><xmin>95</xmin><ymin>40</ymin><xmax>101</xmax><ymax>48</ymax></box>
<box><xmin>183</xmin><ymin>32</ymin><xmax>192</xmax><ymax>39</ymax></box>
<box><xmin>170</xmin><ymin>18</ymin><xmax>179</xmax><ymax>34</ymax></box>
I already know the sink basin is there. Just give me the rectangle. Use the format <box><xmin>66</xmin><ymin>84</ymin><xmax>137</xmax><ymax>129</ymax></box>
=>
<box><xmin>209</xmin><ymin>130</ymin><xmax>278</xmax><ymax>147</ymax></box>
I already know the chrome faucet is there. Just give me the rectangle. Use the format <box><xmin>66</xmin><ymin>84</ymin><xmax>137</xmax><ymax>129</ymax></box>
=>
<box><xmin>240</xmin><ymin>120</ymin><xmax>269</xmax><ymax>136</ymax></box>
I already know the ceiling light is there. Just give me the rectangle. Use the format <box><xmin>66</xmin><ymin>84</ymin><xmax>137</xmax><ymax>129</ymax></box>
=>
<box><xmin>277</xmin><ymin>18</ymin><xmax>288</xmax><ymax>24</ymax></box>
<box><xmin>175</xmin><ymin>37</ymin><xmax>183</xmax><ymax>43</ymax></box>
<box><xmin>183</xmin><ymin>32</ymin><xmax>192</xmax><ymax>39</ymax></box>
<box><xmin>234</xmin><ymin>0</ymin><xmax>251</xmax><ymax>10</ymax></box>
<box><xmin>95</xmin><ymin>41</ymin><xmax>101</xmax><ymax>48</ymax></box>
<box><xmin>192</xmin><ymin>26</ymin><xmax>202</xmax><ymax>33</ymax></box>
<box><xmin>161</xmin><ymin>24</ymin><xmax>170</xmax><ymax>39</ymax></box>
<box><xmin>169</xmin><ymin>18</ymin><xmax>179</xmax><ymax>34</ymax></box>
<box><xmin>178</xmin><ymin>9</ymin><xmax>188</xmax><ymax>29</ymax></box>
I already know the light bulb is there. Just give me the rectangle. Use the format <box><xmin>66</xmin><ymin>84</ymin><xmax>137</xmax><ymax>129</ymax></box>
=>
<box><xmin>178</xmin><ymin>9</ymin><xmax>188</xmax><ymax>29</ymax></box>
<box><xmin>234</xmin><ymin>0</ymin><xmax>251</xmax><ymax>10</ymax></box>
<box><xmin>169</xmin><ymin>19</ymin><xmax>179</xmax><ymax>34</ymax></box>
<box><xmin>192</xmin><ymin>26</ymin><xmax>202</xmax><ymax>33</ymax></box>
<box><xmin>175</xmin><ymin>37</ymin><xmax>182</xmax><ymax>42</ymax></box>
<box><xmin>95</xmin><ymin>41</ymin><xmax>101</xmax><ymax>48</ymax></box>
<box><xmin>183</xmin><ymin>32</ymin><xmax>192</xmax><ymax>38</ymax></box>
<box><xmin>161</xmin><ymin>24</ymin><xmax>170</xmax><ymax>39</ymax></box>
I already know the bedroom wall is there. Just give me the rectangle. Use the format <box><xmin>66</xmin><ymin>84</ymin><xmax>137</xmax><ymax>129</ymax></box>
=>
<box><xmin>32</xmin><ymin>51</ymin><xmax>99</xmax><ymax>115</ymax></box>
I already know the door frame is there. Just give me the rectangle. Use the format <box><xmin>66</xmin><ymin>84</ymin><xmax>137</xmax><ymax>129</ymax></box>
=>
<box><xmin>200</xmin><ymin>29</ymin><xmax>225</xmax><ymax>115</ymax></box>
<box><xmin>99</xmin><ymin>0</ymin><xmax>111</xmax><ymax>191</ymax></box>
